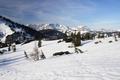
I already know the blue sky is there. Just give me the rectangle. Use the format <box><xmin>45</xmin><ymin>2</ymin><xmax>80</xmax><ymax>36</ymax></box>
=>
<box><xmin>0</xmin><ymin>0</ymin><xmax>120</xmax><ymax>29</ymax></box>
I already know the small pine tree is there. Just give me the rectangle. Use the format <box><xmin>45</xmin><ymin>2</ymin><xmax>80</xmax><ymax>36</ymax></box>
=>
<box><xmin>38</xmin><ymin>39</ymin><xmax>42</xmax><ymax>47</ymax></box>
<box><xmin>12</xmin><ymin>43</ymin><xmax>16</xmax><ymax>52</ymax></box>
<box><xmin>24</xmin><ymin>51</ymin><xmax>28</xmax><ymax>58</ymax></box>
<box><xmin>97</xmin><ymin>33</ymin><xmax>101</xmax><ymax>38</ymax></box>
<box><xmin>118</xmin><ymin>32</ymin><xmax>120</xmax><ymax>38</ymax></box>
<box><xmin>71</xmin><ymin>32</ymin><xmax>81</xmax><ymax>47</ymax></box>
<box><xmin>71</xmin><ymin>32</ymin><xmax>75</xmax><ymax>45</ymax></box>
<box><xmin>8</xmin><ymin>44</ymin><xmax>11</xmax><ymax>51</ymax></box>
<box><xmin>75</xmin><ymin>32</ymin><xmax>81</xmax><ymax>47</ymax></box>
<box><xmin>114</xmin><ymin>34</ymin><xmax>118</xmax><ymax>41</ymax></box>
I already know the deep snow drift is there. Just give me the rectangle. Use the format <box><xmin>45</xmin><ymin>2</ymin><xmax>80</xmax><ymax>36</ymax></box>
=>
<box><xmin>0</xmin><ymin>37</ymin><xmax>120</xmax><ymax>80</ymax></box>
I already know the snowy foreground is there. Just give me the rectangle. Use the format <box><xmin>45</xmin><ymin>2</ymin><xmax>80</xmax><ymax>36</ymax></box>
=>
<box><xmin>0</xmin><ymin>37</ymin><xmax>120</xmax><ymax>80</ymax></box>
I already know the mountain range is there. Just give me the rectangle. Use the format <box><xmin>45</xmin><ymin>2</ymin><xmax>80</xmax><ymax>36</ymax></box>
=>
<box><xmin>0</xmin><ymin>16</ymin><xmax>65</xmax><ymax>45</ymax></box>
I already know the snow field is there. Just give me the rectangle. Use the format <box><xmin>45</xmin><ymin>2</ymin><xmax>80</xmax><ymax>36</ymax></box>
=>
<box><xmin>0</xmin><ymin>37</ymin><xmax>120</xmax><ymax>80</ymax></box>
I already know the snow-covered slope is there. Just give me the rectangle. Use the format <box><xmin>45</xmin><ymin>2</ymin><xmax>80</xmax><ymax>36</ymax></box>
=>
<box><xmin>0</xmin><ymin>37</ymin><xmax>120</xmax><ymax>80</ymax></box>
<box><xmin>0</xmin><ymin>16</ymin><xmax>43</xmax><ymax>43</ymax></box>
<box><xmin>0</xmin><ymin>23</ymin><xmax>13</xmax><ymax>42</ymax></box>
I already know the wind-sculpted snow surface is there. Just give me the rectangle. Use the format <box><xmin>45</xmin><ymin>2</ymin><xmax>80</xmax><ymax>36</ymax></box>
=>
<box><xmin>0</xmin><ymin>37</ymin><xmax>120</xmax><ymax>80</ymax></box>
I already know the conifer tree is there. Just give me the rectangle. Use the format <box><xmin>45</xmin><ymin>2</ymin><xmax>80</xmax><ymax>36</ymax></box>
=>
<box><xmin>8</xmin><ymin>44</ymin><xmax>11</xmax><ymax>51</ymax></box>
<box><xmin>38</xmin><ymin>39</ymin><xmax>42</xmax><ymax>47</ymax></box>
<box><xmin>75</xmin><ymin>32</ymin><xmax>81</xmax><ymax>47</ymax></box>
<box><xmin>118</xmin><ymin>32</ymin><xmax>120</xmax><ymax>38</ymax></box>
<box><xmin>63</xmin><ymin>31</ymin><xmax>68</xmax><ymax>42</ymax></box>
<box><xmin>71</xmin><ymin>32</ymin><xmax>81</xmax><ymax>47</ymax></box>
<box><xmin>24</xmin><ymin>51</ymin><xmax>28</xmax><ymax>58</ymax></box>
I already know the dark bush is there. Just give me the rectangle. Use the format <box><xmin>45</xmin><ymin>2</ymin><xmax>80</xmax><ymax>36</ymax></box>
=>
<box><xmin>53</xmin><ymin>51</ymin><xmax>71</xmax><ymax>56</ymax></box>
<box><xmin>109</xmin><ymin>41</ymin><xmax>113</xmax><ymax>43</ymax></box>
<box><xmin>63</xmin><ymin>37</ymin><xmax>73</xmax><ymax>43</ymax></box>
<box><xmin>94</xmin><ymin>42</ymin><xmax>99</xmax><ymax>44</ymax></box>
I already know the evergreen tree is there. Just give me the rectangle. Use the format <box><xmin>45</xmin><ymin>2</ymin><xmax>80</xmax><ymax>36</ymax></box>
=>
<box><xmin>8</xmin><ymin>44</ymin><xmax>11</xmax><ymax>51</ymax></box>
<box><xmin>71</xmin><ymin>32</ymin><xmax>75</xmax><ymax>46</ymax></box>
<box><xmin>97</xmin><ymin>33</ymin><xmax>101</xmax><ymax>38</ymax></box>
<box><xmin>114</xmin><ymin>34</ymin><xmax>118</xmax><ymax>41</ymax></box>
<box><xmin>12</xmin><ymin>43</ymin><xmax>16</xmax><ymax>52</ymax></box>
<box><xmin>71</xmin><ymin>32</ymin><xmax>81</xmax><ymax>47</ymax></box>
<box><xmin>63</xmin><ymin>31</ymin><xmax>69</xmax><ymax>42</ymax></box>
<box><xmin>118</xmin><ymin>32</ymin><xmax>120</xmax><ymax>38</ymax></box>
<box><xmin>38</xmin><ymin>39</ymin><xmax>42</xmax><ymax>47</ymax></box>
<box><xmin>75</xmin><ymin>32</ymin><xmax>81</xmax><ymax>47</ymax></box>
<box><xmin>24</xmin><ymin>51</ymin><xmax>28</xmax><ymax>58</ymax></box>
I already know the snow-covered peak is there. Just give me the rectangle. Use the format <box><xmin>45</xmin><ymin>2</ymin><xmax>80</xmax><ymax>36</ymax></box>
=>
<box><xmin>77</xmin><ymin>26</ymin><xmax>90</xmax><ymax>31</ymax></box>
<box><xmin>28</xmin><ymin>24</ymin><xmax>70</xmax><ymax>33</ymax></box>
<box><xmin>70</xmin><ymin>25</ymin><xmax>91</xmax><ymax>34</ymax></box>
<box><xmin>28</xmin><ymin>24</ymin><xmax>92</xmax><ymax>34</ymax></box>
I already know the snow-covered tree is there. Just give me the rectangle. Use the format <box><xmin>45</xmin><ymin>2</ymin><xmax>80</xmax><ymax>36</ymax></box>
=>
<box><xmin>30</xmin><ymin>42</ymin><xmax>39</xmax><ymax>61</ymax></box>
<box><xmin>8</xmin><ymin>44</ymin><xmax>11</xmax><ymax>51</ymax></box>
<box><xmin>12</xmin><ymin>43</ymin><xmax>16</xmax><ymax>52</ymax></box>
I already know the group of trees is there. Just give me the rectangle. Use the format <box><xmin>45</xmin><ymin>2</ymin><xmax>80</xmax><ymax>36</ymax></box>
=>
<box><xmin>63</xmin><ymin>31</ymin><xmax>95</xmax><ymax>46</ymax></box>
<box><xmin>8</xmin><ymin>43</ymin><xmax>16</xmax><ymax>52</ymax></box>
<box><xmin>64</xmin><ymin>31</ymin><xmax>95</xmax><ymax>47</ymax></box>
<box><xmin>81</xmin><ymin>33</ymin><xmax>95</xmax><ymax>40</ymax></box>
<box><xmin>97</xmin><ymin>33</ymin><xmax>105</xmax><ymax>38</ymax></box>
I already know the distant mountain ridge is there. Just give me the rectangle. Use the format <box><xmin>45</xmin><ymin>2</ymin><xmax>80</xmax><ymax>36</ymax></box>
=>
<box><xmin>28</xmin><ymin>24</ymin><xmax>71</xmax><ymax>33</ymax></box>
<box><xmin>0</xmin><ymin>16</ymin><xmax>65</xmax><ymax>44</ymax></box>
<box><xmin>28</xmin><ymin>24</ymin><xmax>91</xmax><ymax>35</ymax></box>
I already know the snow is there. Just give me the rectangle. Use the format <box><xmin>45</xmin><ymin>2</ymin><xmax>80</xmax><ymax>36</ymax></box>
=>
<box><xmin>117</xmin><ymin>29</ymin><xmax>120</xmax><ymax>32</ymax></box>
<box><xmin>28</xmin><ymin>24</ymin><xmax>92</xmax><ymax>34</ymax></box>
<box><xmin>0</xmin><ymin>37</ymin><xmax>120</xmax><ymax>80</ymax></box>
<box><xmin>0</xmin><ymin>23</ymin><xmax>13</xmax><ymax>42</ymax></box>
<box><xmin>28</xmin><ymin>24</ymin><xmax>69</xmax><ymax>33</ymax></box>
